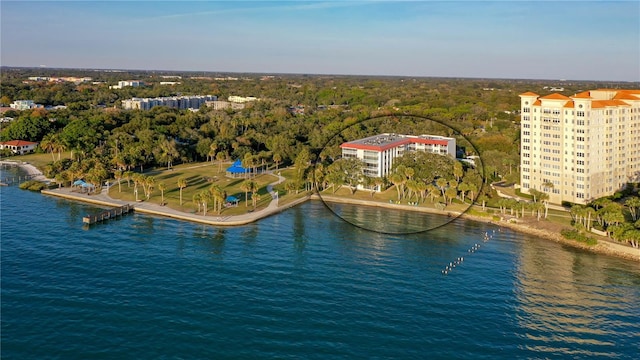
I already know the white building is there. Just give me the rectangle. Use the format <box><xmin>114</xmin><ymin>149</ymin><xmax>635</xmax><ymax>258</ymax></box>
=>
<box><xmin>206</xmin><ymin>100</ymin><xmax>245</xmax><ymax>110</ymax></box>
<box><xmin>0</xmin><ymin>140</ymin><xmax>39</xmax><ymax>155</ymax></box>
<box><xmin>110</xmin><ymin>80</ymin><xmax>144</xmax><ymax>89</ymax></box>
<box><xmin>121</xmin><ymin>95</ymin><xmax>217</xmax><ymax>110</ymax></box>
<box><xmin>340</xmin><ymin>133</ymin><xmax>456</xmax><ymax>181</ymax></box>
<box><xmin>519</xmin><ymin>89</ymin><xmax>640</xmax><ymax>205</ymax></box>
<box><xmin>10</xmin><ymin>100</ymin><xmax>42</xmax><ymax>110</ymax></box>
<box><xmin>228</xmin><ymin>95</ymin><xmax>258</xmax><ymax>103</ymax></box>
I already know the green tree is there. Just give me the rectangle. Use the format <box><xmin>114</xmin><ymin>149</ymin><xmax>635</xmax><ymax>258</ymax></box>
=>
<box><xmin>240</xmin><ymin>180</ymin><xmax>255</xmax><ymax>207</ymax></box>
<box><xmin>158</xmin><ymin>182</ymin><xmax>166</xmax><ymax>205</ymax></box>
<box><xmin>177</xmin><ymin>177</ymin><xmax>187</xmax><ymax>205</ymax></box>
<box><xmin>625</xmin><ymin>196</ymin><xmax>640</xmax><ymax>221</ymax></box>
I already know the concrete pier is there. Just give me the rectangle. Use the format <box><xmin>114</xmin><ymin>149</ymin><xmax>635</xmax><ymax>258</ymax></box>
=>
<box><xmin>82</xmin><ymin>204</ymin><xmax>134</xmax><ymax>224</ymax></box>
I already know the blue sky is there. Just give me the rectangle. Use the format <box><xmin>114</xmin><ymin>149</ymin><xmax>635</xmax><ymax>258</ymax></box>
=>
<box><xmin>1</xmin><ymin>1</ymin><xmax>638</xmax><ymax>81</ymax></box>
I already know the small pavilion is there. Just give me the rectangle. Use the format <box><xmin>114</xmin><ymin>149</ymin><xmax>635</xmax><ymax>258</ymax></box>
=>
<box><xmin>225</xmin><ymin>195</ymin><xmax>240</xmax><ymax>207</ymax></box>
<box><xmin>225</xmin><ymin>160</ymin><xmax>251</xmax><ymax>178</ymax></box>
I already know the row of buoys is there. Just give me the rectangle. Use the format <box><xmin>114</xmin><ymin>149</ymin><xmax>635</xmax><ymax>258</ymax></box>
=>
<box><xmin>442</xmin><ymin>228</ymin><xmax>502</xmax><ymax>275</ymax></box>
<box><xmin>441</xmin><ymin>256</ymin><xmax>464</xmax><ymax>275</ymax></box>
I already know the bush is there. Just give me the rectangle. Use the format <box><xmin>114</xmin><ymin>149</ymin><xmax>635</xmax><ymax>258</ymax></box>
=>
<box><xmin>19</xmin><ymin>180</ymin><xmax>47</xmax><ymax>191</ymax></box>
<box><xmin>561</xmin><ymin>229</ymin><xmax>597</xmax><ymax>246</ymax></box>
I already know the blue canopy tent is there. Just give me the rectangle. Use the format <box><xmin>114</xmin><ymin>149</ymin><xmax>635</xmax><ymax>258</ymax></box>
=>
<box><xmin>72</xmin><ymin>179</ymin><xmax>96</xmax><ymax>193</ymax></box>
<box><xmin>225</xmin><ymin>160</ymin><xmax>251</xmax><ymax>178</ymax></box>
<box><xmin>225</xmin><ymin>195</ymin><xmax>240</xmax><ymax>207</ymax></box>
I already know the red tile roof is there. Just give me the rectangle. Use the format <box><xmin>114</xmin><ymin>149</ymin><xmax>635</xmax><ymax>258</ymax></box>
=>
<box><xmin>1</xmin><ymin>140</ymin><xmax>38</xmax><ymax>146</ymax></box>
<box><xmin>540</xmin><ymin>93</ymin><xmax>571</xmax><ymax>100</ymax></box>
<box><xmin>572</xmin><ymin>91</ymin><xmax>592</xmax><ymax>99</ymax></box>
<box><xmin>519</xmin><ymin>91</ymin><xmax>539</xmax><ymax>97</ymax></box>
<box><xmin>591</xmin><ymin>100</ymin><xmax>631</xmax><ymax>108</ymax></box>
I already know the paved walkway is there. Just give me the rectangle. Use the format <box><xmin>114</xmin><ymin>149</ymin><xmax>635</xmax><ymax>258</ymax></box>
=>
<box><xmin>42</xmin><ymin>170</ymin><xmax>306</xmax><ymax>226</ymax></box>
<box><xmin>491</xmin><ymin>183</ymin><xmax>567</xmax><ymax>211</ymax></box>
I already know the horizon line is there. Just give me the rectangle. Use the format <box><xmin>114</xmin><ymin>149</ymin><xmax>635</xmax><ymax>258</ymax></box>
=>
<box><xmin>1</xmin><ymin>65</ymin><xmax>638</xmax><ymax>84</ymax></box>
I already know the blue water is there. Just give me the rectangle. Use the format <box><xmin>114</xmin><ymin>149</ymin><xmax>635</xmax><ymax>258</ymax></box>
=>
<box><xmin>2</xmin><ymin>168</ymin><xmax>640</xmax><ymax>359</ymax></box>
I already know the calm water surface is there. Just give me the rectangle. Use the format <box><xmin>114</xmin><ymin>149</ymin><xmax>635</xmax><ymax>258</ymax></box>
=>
<box><xmin>2</xmin><ymin>168</ymin><xmax>639</xmax><ymax>359</ymax></box>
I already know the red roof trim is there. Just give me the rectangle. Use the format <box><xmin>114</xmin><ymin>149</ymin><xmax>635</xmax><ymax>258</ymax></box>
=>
<box><xmin>1</xmin><ymin>140</ymin><xmax>38</xmax><ymax>146</ymax></box>
<box><xmin>341</xmin><ymin>137</ymin><xmax>448</xmax><ymax>152</ymax></box>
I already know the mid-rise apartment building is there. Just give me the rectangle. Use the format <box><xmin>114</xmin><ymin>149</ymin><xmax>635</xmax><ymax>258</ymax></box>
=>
<box><xmin>519</xmin><ymin>89</ymin><xmax>640</xmax><ymax>205</ymax></box>
<box><xmin>121</xmin><ymin>95</ymin><xmax>217</xmax><ymax>110</ymax></box>
<box><xmin>340</xmin><ymin>133</ymin><xmax>456</xmax><ymax>183</ymax></box>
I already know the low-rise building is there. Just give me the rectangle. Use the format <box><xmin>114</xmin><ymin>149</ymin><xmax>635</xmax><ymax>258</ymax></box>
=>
<box><xmin>121</xmin><ymin>95</ymin><xmax>217</xmax><ymax>110</ymax></box>
<box><xmin>206</xmin><ymin>100</ymin><xmax>245</xmax><ymax>110</ymax></box>
<box><xmin>109</xmin><ymin>80</ymin><xmax>144</xmax><ymax>89</ymax></box>
<box><xmin>10</xmin><ymin>100</ymin><xmax>42</xmax><ymax>110</ymax></box>
<box><xmin>228</xmin><ymin>95</ymin><xmax>258</xmax><ymax>103</ymax></box>
<box><xmin>0</xmin><ymin>140</ymin><xmax>39</xmax><ymax>155</ymax></box>
<box><xmin>340</xmin><ymin>133</ymin><xmax>456</xmax><ymax>181</ymax></box>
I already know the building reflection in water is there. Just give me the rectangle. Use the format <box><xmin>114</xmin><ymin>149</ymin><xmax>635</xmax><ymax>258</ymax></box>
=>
<box><xmin>513</xmin><ymin>237</ymin><xmax>639</xmax><ymax>357</ymax></box>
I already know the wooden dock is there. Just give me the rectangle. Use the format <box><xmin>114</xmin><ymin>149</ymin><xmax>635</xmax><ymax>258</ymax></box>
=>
<box><xmin>82</xmin><ymin>204</ymin><xmax>134</xmax><ymax>224</ymax></box>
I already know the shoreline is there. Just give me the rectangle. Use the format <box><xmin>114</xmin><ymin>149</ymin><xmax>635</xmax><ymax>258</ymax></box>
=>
<box><xmin>7</xmin><ymin>161</ymin><xmax>639</xmax><ymax>261</ymax></box>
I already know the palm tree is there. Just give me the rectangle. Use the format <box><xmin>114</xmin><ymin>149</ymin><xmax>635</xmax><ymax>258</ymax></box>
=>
<box><xmin>208</xmin><ymin>142</ymin><xmax>218</xmax><ymax>164</ymax></box>
<box><xmin>251</xmin><ymin>183</ymin><xmax>260</xmax><ymax>210</ymax></box>
<box><xmin>416</xmin><ymin>181</ymin><xmax>427</xmax><ymax>204</ymax></box>
<box><xmin>240</xmin><ymin>180</ymin><xmax>254</xmax><ymax>207</ymax></box>
<box><xmin>273</xmin><ymin>152</ymin><xmax>282</xmax><ymax>171</ymax></box>
<box><xmin>467</xmin><ymin>183</ymin><xmax>478</xmax><ymax>202</ymax></box>
<box><xmin>458</xmin><ymin>182</ymin><xmax>470</xmax><ymax>202</ymax></box>
<box><xmin>625</xmin><ymin>196</ymin><xmax>640</xmax><ymax>221</ymax></box>
<box><xmin>123</xmin><ymin>171</ymin><xmax>133</xmax><ymax>188</ymax></box>
<box><xmin>445</xmin><ymin>187</ymin><xmax>457</xmax><ymax>205</ymax></box>
<box><xmin>158</xmin><ymin>182</ymin><xmax>166</xmax><ymax>205</ymax></box>
<box><xmin>539</xmin><ymin>192</ymin><xmax>550</xmax><ymax>219</ymax></box>
<box><xmin>199</xmin><ymin>190</ymin><xmax>211</xmax><ymax>216</ymax></box>
<box><xmin>177</xmin><ymin>177</ymin><xmax>187</xmax><ymax>205</ymax></box>
<box><xmin>313</xmin><ymin>164</ymin><xmax>325</xmax><ymax>191</ymax></box>
<box><xmin>209</xmin><ymin>185</ymin><xmax>225</xmax><ymax>214</ymax></box>
<box><xmin>389</xmin><ymin>173</ymin><xmax>405</xmax><ymax>200</ymax></box>
<box><xmin>436</xmin><ymin>177</ymin><xmax>448</xmax><ymax>198</ymax></box>
<box><xmin>144</xmin><ymin>176</ymin><xmax>155</xmax><ymax>200</ymax></box>
<box><xmin>542</xmin><ymin>181</ymin><xmax>554</xmax><ymax>194</ymax></box>
<box><xmin>132</xmin><ymin>173</ymin><xmax>144</xmax><ymax>201</ymax></box>
<box><xmin>403</xmin><ymin>167</ymin><xmax>415</xmax><ymax>180</ymax></box>
<box><xmin>427</xmin><ymin>184</ymin><xmax>440</xmax><ymax>203</ymax></box>
<box><xmin>453</xmin><ymin>161</ymin><xmax>464</xmax><ymax>182</ymax></box>
<box><xmin>40</xmin><ymin>134</ymin><xmax>57</xmax><ymax>162</ymax></box>
<box><xmin>192</xmin><ymin>193</ymin><xmax>202</xmax><ymax>213</ymax></box>
<box><xmin>406</xmin><ymin>179</ymin><xmax>418</xmax><ymax>201</ymax></box>
<box><xmin>477</xmin><ymin>194</ymin><xmax>489</xmax><ymax>211</ymax></box>
<box><xmin>216</xmin><ymin>151</ymin><xmax>227</xmax><ymax>171</ymax></box>
<box><xmin>114</xmin><ymin>170</ymin><xmax>123</xmax><ymax>192</ymax></box>
<box><xmin>158</xmin><ymin>138</ymin><xmax>179</xmax><ymax>170</ymax></box>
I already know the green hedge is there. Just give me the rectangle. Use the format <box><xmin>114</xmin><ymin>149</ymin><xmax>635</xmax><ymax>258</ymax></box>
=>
<box><xmin>561</xmin><ymin>229</ymin><xmax>597</xmax><ymax>246</ymax></box>
<box><xmin>19</xmin><ymin>180</ymin><xmax>47</xmax><ymax>192</ymax></box>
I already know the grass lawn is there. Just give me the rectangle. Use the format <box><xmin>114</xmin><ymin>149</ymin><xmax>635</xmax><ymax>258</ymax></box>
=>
<box><xmin>108</xmin><ymin>162</ymin><xmax>285</xmax><ymax>215</ymax></box>
<box><xmin>10</xmin><ymin>154</ymin><xmax>570</xmax><ymax>228</ymax></box>
<box><xmin>9</xmin><ymin>151</ymin><xmax>72</xmax><ymax>170</ymax></box>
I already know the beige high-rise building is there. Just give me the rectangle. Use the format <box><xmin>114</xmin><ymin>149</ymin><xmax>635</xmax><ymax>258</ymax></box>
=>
<box><xmin>519</xmin><ymin>89</ymin><xmax>640</xmax><ymax>205</ymax></box>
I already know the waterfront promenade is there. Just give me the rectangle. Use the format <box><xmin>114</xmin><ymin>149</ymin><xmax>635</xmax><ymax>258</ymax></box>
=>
<box><xmin>6</xmin><ymin>160</ymin><xmax>639</xmax><ymax>261</ymax></box>
<box><xmin>41</xmin><ymin>171</ymin><xmax>310</xmax><ymax>226</ymax></box>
